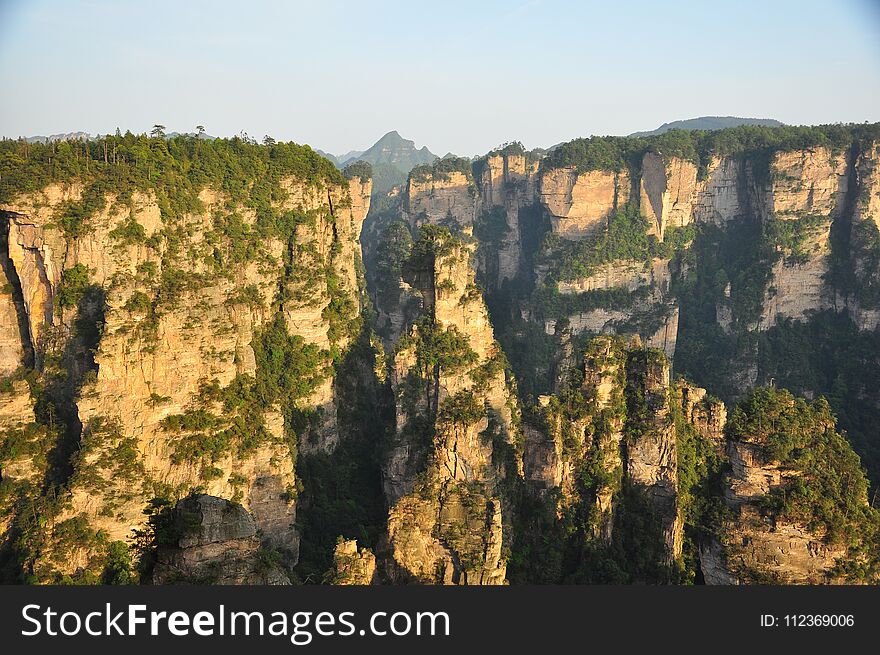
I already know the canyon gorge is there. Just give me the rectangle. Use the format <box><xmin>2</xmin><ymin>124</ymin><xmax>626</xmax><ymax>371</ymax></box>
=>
<box><xmin>1</xmin><ymin>123</ymin><xmax>880</xmax><ymax>585</ymax></box>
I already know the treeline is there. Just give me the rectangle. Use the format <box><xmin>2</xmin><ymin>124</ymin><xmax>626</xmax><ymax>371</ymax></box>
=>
<box><xmin>0</xmin><ymin>132</ymin><xmax>345</xmax><ymax>224</ymax></box>
<box><xmin>410</xmin><ymin>156</ymin><xmax>474</xmax><ymax>183</ymax></box>
<box><xmin>546</xmin><ymin>122</ymin><xmax>880</xmax><ymax>176</ymax></box>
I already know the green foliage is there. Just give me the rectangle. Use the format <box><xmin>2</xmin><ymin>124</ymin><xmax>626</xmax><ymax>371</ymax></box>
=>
<box><xmin>547</xmin><ymin>206</ymin><xmax>665</xmax><ymax>282</ymax></box>
<box><xmin>253</xmin><ymin>314</ymin><xmax>327</xmax><ymax>405</ymax></box>
<box><xmin>53</xmin><ymin>183</ymin><xmax>109</xmax><ymax>237</ymax></box>
<box><xmin>437</xmin><ymin>391</ymin><xmax>484</xmax><ymax>429</ymax></box>
<box><xmin>729</xmin><ymin>388</ymin><xmax>880</xmax><ymax>558</ymax></box>
<box><xmin>547</xmin><ymin>135</ymin><xmax>636</xmax><ymax>173</ymax></box>
<box><xmin>765</xmin><ymin>213</ymin><xmax>828</xmax><ymax>265</ymax></box>
<box><xmin>401</xmin><ymin>319</ymin><xmax>478</xmax><ymax>379</ymax></box>
<box><xmin>109</xmin><ymin>216</ymin><xmax>147</xmax><ymax>245</ymax></box>
<box><xmin>342</xmin><ymin>160</ymin><xmax>372</xmax><ymax>181</ymax></box>
<box><xmin>123</xmin><ymin>290</ymin><xmax>152</xmax><ymax>313</ymax></box>
<box><xmin>130</xmin><ymin>497</ymin><xmax>179</xmax><ymax>579</ymax></box>
<box><xmin>0</xmin><ymin>134</ymin><xmax>345</xmax><ymax>241</ymax></box>
<box><xmin>56</xmin><ymin>264</ymin><xmax>91</xmax><ymax>308</ymax></box>
<box><xmin>663</xmin><ymin>224</ymin><xmax>696</xmax><ymax>252</ymax></box>
<box><xmin>410</xmin><ymin>156</ymin><xmax>474</xmax><ymax>183</ymax></box>
<box><xmin>101</xmin><ymin>541</ymin><xmax>137</xmax><ymax>584</ymax></box>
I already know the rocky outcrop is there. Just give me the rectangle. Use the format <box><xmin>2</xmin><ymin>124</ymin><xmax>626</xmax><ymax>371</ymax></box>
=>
<box><xmin>327</xmin><ymin>539</ymin><xmax>376</xmax><ymax>585</ymax></box>
<box><xmin>624</xmin><ymin>348</ymin><xmax>682</xmax><ymax>562</ymax></box>
<box><xmin>768</xmin><ymin>149</ymin><xmax>848</xmax><ymax>216</ymax></box>
<box><xmin>475</xmin><ymin>152</ymin><xmax>540</xmax><ymax>286</ymax></box>
<box><xmin>700</xmin><ymin>390</ymin><xmax>868</xmax><ymax>584</ymax></box>
<box><xmin>523</xmin><ymin>337</ymin><xmax>683</xmax><ymax>562</ymax></box>
<box><xmin>151</xmin><ymin>495</ymin><xmax>290</xmax><ymax>585</ymax></box>
<box><xmin>0</xmin><ymin>218</ymin><xmax>28</xmax><ymax>375</ymax></box>
<box><xmin>676</xmin><ymin>381</ymin><xmax>726</xmax><ymax>444</ymax></box>
<box><xmin>403</xmin><ymin>171</ymin><xmax>477</xmax><ymax>228</ymax></box>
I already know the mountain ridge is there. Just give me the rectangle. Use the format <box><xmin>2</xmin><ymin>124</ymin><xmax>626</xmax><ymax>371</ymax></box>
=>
<box><xmin>629</xmin><ymin>115</ymin><xmax>784</xmax><ymax>137</ymax></box>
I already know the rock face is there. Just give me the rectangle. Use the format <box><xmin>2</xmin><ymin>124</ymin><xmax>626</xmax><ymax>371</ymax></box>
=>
<box><xmin>624</xmin><ymin>348</ymin><xmax>682</xmax><ymax>563</ymax></box>
<box><xmin>383</xmin><ymin>228</ymin><xmax>519</xmax><ymax>584</ymax></box>
<box><xmin>403</xmin><ymin>171</ymin><xmax>477</xmax><ymax>228</ymax></box>
<box><xmin>848</xmin><ymin>142</ymin><xmax>880</xmax><ymax>330</ymax></box>
<box><xmin>639</xmin><ymin>152</ymin><xmax>698</xmax><ymax>239</ymax></box>
<box><xmin>551</xmin><ymin>258</ymin><xmax>679</xmax><ymax>363</ymax></box>
<box><xmin>0</xmin><ymin>164</ymin><xmax>370</xmax><ymax>581</ymax></box>
<box><xmin>677</xmin><ymin>381</ymin><xmax>726</xmax><ymax>444</ymax></box>
<box><xmin>0</xmin><ymin>220</ymin><xmax>28</xmax><ymax>375</ymax></box>
<box><xmin>539</xmin><ymin>167</ymin><xmax>630</xmax><ymax>239</ymax></box>
<box><xmin>151</xmin><ymin>495</ymin><xmax>290</xmax><ymax>585</ymax></box>
<box><xmin>476</xmin><ymin>152</ymin><xmax>540</xmax><ymax>286</ymax></box>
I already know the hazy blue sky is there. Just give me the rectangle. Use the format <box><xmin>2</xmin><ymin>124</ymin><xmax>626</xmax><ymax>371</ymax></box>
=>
<box><xmin>1</xmin><ymin>0</ymin><xmax>879</xmax><ymax>156</ymax></box>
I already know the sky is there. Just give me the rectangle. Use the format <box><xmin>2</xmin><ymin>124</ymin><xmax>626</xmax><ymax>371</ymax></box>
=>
<box><xmin>1</xmin><ymin>0</ymin><xmax>879</xmax><ymax>157</ymax></box>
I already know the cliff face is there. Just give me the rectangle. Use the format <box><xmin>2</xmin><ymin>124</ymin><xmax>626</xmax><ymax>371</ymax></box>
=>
<box><xmin>0</xmin><ymin>153</ymin><xmax>370</xmax><ymax>582</ymax></box>
<box><xmin>539</xmin><ymin>167</ymin><xmax>630</xmax><ymax>239</ymax></box>
<box><xmin>639</xmin><ymin>152</ymin><xmax>698</xmax><ymax>239</ymax></box>
<box><xmin>403</xmin><ymin>171</ymin><xmax>477</xmax><ymax>228</ymax></box>
<box><xmin>476</xmin><ymin>153</ymin><xmax>540</xmax><ymax>287</ymax></box>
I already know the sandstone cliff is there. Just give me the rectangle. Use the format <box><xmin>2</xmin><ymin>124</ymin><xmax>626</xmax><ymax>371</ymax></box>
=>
<box><xmin>0</xmin><ymin>139</ymin><xmax>371</xmax><ymax>582</ymax></box>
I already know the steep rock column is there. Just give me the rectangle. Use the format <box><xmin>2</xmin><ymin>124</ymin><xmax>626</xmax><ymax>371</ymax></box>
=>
<box><xmin>848</xmin><ymin>140</ymin><xmax>880</xmax><ymax>329</ymax></box>
<box><xmin>383</xmin><ymin>227</ymin><xmax>521</xmax><ymax>585</ymax></box>
<box><xmin>474</xmin><ymin>151</ymin><xmax>540</xmax><ymax>288</ymax></box>
<box><xmin>624</xmin><ymin>347</ymin><xmax>682</xmax><ymax>563</ymax></box>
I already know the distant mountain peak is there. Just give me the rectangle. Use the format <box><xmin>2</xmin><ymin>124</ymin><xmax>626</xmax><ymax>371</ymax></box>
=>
<box><xmin>317</xmin><ymin>131</ymin><xmax>440</xmax><ymax>195</ymax></box>
<box><xmin>629</xmin><ymin>116</ymin><xmax>784</xmax><ymax>137</ymax></box>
